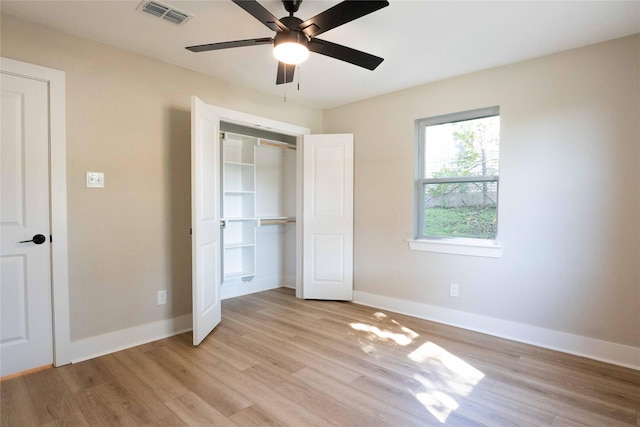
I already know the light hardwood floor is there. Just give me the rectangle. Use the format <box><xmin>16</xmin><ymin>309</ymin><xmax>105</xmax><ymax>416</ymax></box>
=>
<box><xmin>2</xmin><ymin>288</ymin><xmax>639</xmax><ymax>426</ymax></box>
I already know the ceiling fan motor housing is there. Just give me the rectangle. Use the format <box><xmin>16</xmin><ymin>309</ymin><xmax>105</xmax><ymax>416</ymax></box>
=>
<box><xmin>274</xmin><ymin>30</ymin><xmax>308</xmax><ymax>48</ymax></box>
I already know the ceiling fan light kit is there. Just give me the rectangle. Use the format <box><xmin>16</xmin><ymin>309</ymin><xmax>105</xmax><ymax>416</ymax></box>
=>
<box><xmin>273</xmin><ymin>31</ymin><xmax>309</xmax><ymax>65</ymax></box>
<box><xmin>186</xmin><ymin>0</ymin><xmax>389</xmax><ymax>85</ymax></box>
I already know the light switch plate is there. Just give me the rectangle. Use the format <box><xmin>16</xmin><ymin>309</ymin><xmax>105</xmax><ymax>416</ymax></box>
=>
<box><xmin>86</xmin><ymin>172</ymin><xmax>105</xmax><ymax>188</ymax></box>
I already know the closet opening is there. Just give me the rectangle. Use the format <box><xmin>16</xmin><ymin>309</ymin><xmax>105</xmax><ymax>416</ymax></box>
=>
<box><xmin>219</xmin><ymin>121</ymin><xmax>298</xmax><ymax>300</ymax></box>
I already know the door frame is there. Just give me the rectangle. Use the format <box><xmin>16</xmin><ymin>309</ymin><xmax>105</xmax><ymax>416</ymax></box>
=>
<box><xmin>1</xmin><ymin>57</ymin><xmax>70</xmax><ymax>368</ymax></box>
<box><xmin>197</xmin><ymin>102</ymin><xmax>310</xmax><ymax>299</ymax></box>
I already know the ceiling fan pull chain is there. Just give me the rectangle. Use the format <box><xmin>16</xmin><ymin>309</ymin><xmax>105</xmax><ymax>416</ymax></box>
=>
<box><xmin>297</xmin><ymin>66</ymin><xmax>300</xmax><ymax>91</ymax></box>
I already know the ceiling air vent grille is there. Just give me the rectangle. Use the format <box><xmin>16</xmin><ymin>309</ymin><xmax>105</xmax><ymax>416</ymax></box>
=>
<box><xmin>138</xmin><ymin>1</ymin><xmax>192</xmax><ymax>25</ymax></box>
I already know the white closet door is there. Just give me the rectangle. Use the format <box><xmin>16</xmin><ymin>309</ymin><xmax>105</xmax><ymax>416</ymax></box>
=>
<box><xmin>191</xmin><ymin>96</ymin><xmax>221</xmax><ymax>345</ymax></box>
<box><xmin>302</xmin><ymin>134</ymin><xmax>354</xmax><ymax>300</ymax></box>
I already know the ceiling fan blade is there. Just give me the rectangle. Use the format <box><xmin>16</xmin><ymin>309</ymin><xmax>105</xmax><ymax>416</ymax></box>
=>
<box><xmin>186</xmin><ymin>37</ymin><xmax>273</xmax><ymax>53</ymax></box>
<box><xmin>276</xmin><ymin>62</ymin><xmax>296</xmax><ymax>85</ymax></box>
<box><xmin>299</xmin><ymin>1</ymin><xmax>389</xmax><ymax>38</ymax></box>
<box><xmin>232</xmin><ymin>0</ymin><xmax>288</xmax><ymax>32</ymax></box>
<box><xmin>308</xmin><ymin>39</ymin><xmax>384</xmax><ymax>70</ymax></box>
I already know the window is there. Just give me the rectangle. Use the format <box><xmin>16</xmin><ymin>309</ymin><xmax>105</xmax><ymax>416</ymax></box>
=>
<box><xmin>414</xmin><ymin>106</ymin><xmax>500</xmax><ymax>252</ymax></box>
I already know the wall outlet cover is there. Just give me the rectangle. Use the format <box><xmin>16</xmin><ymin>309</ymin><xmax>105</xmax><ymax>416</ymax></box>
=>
<box><xmin>157</xmin><ymin>290</ymin><xmax>167</xmax><ymax>305</ymax></box>
<box><xmin>450</xmin><ymin>283</ymin><xmax>460</xmax><ymax>297</ymax></box>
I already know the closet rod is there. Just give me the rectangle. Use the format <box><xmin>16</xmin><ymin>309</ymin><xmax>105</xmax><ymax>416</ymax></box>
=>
<box><xmin>258</xmin><ymin>140</ymin><xmax>297</xmax><ymax>150</ymax></box>
<box><xmin>259</xmin><ymin>218</ymin><xmax>296</xmax><ymax>226</ymax></box>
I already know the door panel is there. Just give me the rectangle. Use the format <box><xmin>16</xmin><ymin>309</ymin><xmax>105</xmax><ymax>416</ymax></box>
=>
<box><xmin>302</xmin><ymin>134</ymin><xmax>354</xmax><ymax>300</ymax></box>
<box><xmin>191</xmin><ymin>96</ymin><xmax>221</xmax><ymax>345</ymax></box>
<box><xmin>1</xmin><ymin>72</ymin><xmax>53</xmax><ymax>376</ymax></box>
<box><xmin>311</xmin><ymin>234</ymin><xmax>344</xmax><ymax>281</ymax></box>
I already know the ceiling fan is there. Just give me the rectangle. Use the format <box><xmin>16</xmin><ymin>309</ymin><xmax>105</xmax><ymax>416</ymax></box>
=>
<box><xmin>186</xmin><ymin>0</ymin><xmax>389</xmax><ymax>85</ymax></box>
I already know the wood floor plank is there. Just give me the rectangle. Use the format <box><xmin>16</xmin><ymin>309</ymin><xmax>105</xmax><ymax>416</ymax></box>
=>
<box><xmin>292</xmin><ymin>366</ymin><xmax>438</xmax><ymax>427</ymax></box>
<box><xmin>199</xmin><ymin>335</ymin><xmax>261</xmax><ymax>371</ymax></box>
<box><xmin>243</xmin><ymin>330</ymin><xmax>362</xmax><ymax>384</ymax></box>
<box><xmin>144</xmin><ymin>343</ymin><xmax>251</xmax><ymax>417</ymax></box>
<box><xmin>491</xmin><ymin>361</ymin><xmax>638</xmax><ymax>424</ymax></box>
<box><xmin>57</xmin><ymin>358</ymin><xmax>111</xmax><ymax>394</ymax></box>
<box><xmin>4</xmin><ymin>288</ymin><xmax>639</xmax><ymax>427</ymax></box>
<box><xmin>206</xmin><ymin>321</ymin><xmax>306</xmax><ymax>374</ymax></box>
<box><xmin>41</xmin><ymin>411</ymin><xmax>91</xmax><ymax>427</ymax></box>
<box><xmin>111</xmin><ymin>347</ymin><xmax>190</xmax><ymax>402</ymax></box>
<box><xmin>223</xmin><ymin>308</ymin><xmax>302</xmax><ymax>340</ymax></box>
<box><xmin>164</xmin><ymin>392</ymin><xmax>238</xmax><ymax>427</ymax></box>
<box><xmin>243</xmin><ymin>362</ymin><xmax>381</xmax><ymax>427</ymax></box>
<box><xmin>164</xmin><ymin>336</ymin><xmax>342</xmax><ymax>427</ymax></box>
<box><xmin>490</xmin><ymin>378</ymin><xmax>636</xmax><ymax>426</ymax></box>
<box><xmin>515</xmin><ymin>355</ymin><xmax>640</xmax><ymax>407</ymax></box>
<box><xmin>1</xmin><ymin>376</ymin><xmax>41</xmax><ymax>427</ymax></box>
<box><xmin>228</xmin><ymin>405</ymin><xmax>288</xmax><ymax>427</ymax></box>
<box><xmin>73</xmin><ymin>383</ymin><xmax>140</xmax><ymax>426</ymax></box>
<box><xmin>97</xmin><ymin>354</ymin><xmax>174</xmax><ymax>424</ymax></box>
<box><xmin>23</xmin><ymin>368</ymin><xmax>81</xmax><ymax>424</ymax></box>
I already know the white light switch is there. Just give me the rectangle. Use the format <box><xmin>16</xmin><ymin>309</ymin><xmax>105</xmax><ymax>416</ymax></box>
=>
<box><xmin>86</xmin><ymin>172</ymin><xmax>105</xmax><ymax>188</ymax></box>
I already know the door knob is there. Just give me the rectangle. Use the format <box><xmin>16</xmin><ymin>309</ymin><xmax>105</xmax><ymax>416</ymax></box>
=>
<box><xmin>19</xmin><ymin>234</ymin><xmax>47</xmax><ymax>245</ymax></box>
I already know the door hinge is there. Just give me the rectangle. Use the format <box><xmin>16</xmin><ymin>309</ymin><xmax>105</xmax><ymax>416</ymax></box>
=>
<box><xmin>220</xmin><ymin>131</ymin><xmax>225</xmax><ymax>140</ymax></box>
<box><xmin>189</xmin><ymin>228</ymin><xmax>192</xmax><ymax>235</ymax></box>
<box><xmin>50</xmin><ymin>235</ymin><xmax>53</xmax><ymax>243</ymax></box>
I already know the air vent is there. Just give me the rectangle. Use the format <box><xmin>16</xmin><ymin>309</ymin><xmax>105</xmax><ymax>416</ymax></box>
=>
<box><xmin>138</xmin><ymin>1</ymin><xmax>192</xmax><ymax>25</ymax></box>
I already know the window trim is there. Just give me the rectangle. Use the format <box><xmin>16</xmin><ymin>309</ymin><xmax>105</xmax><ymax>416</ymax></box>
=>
<box><xmin>413</xmin><ymin>106</ymin><xmax>501</xmax><ymax>256</ymax></box>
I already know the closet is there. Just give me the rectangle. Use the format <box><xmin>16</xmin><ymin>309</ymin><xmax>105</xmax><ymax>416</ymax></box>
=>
<box><xmin>190</xmin><ymin>96</ymin><xmax>353</xmax><ymax>345</ymax></box>
<box><xmin>219</xmin><ymin>122</ymin><xmax>298</xmax><ymax>299</ymax></box>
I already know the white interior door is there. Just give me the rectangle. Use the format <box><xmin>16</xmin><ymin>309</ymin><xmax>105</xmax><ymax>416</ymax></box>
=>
<box><xmin>0</xmin><ymin>72</ymin><xmax>53</xmax><ymax>376</ymax></box>
<box><xmin>302</xmin><ymin>134</ymin><xmax>354</xmax><ymax>300</ymax></box>
<box><xmin>191</xmin><ymin>96</ymin><xmax>222</xmax><ymax>345</ymax></box>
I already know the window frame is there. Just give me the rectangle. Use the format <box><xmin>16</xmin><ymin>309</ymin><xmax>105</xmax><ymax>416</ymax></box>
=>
<box><xmin>412</xmin><ymin>106</ymin><xmax>502</xmax><ymax>256</ymax></box>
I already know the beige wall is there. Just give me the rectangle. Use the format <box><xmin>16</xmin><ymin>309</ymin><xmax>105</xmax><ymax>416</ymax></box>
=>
<box><xmin>324</xmin><ymin>35</ymin><xmax>640</xmax><ymax>348</ymax></box>
<box><xmin>1</xmin><ymin>14</ymin><xmax>322</xmax><ymax>341</ymax></box>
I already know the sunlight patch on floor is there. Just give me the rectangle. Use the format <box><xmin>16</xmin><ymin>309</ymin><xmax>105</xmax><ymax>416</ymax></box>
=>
<box><xmin>411</xmin><ymin>341</ymin><xmax>485</xmax><ymax>423</ymax></box>
<box><xmin>349</xmin><ymin>322</ymin><xmax>417</xmax><ymax>346</ymax></box>
<box><xmin>349</xmin><ymin>314</ymin><xmax>484</xmax><ymax>423</ymax></box>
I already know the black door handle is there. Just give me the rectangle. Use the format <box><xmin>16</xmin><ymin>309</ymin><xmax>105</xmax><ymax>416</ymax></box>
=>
<box><xmin>19</xmin><ymin>234</ymin><xmax>47</xmax><ymax>245</ymax></box>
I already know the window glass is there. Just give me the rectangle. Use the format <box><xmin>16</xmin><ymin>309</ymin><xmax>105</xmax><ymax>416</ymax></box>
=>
<box><xmin>416</xmin><ymin>108</ymin><xmax>500</xmax><ymax>240</ymax></box>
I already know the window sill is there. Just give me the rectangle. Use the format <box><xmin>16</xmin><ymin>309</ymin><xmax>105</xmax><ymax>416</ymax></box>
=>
<box><xmin>408</xmin><ymin>238</ymin><xmax>503</xmax><ymax>258</ymax></box>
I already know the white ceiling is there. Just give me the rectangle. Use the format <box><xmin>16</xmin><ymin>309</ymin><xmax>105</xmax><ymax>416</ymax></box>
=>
<box><xmin>3</xmin><ymin>0</ymin><xmax>639</xmax><ymax>109</ymax></box>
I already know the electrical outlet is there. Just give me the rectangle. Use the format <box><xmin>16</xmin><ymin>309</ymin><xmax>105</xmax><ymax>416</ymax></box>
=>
<box><xmin>449</xmin><ymin>283</ymin><xmax>459</xmax><ymax>297</ymax></box>
<box><xmin>157</xmin><ymin>290</ymin><xmax>167</xmax><ymax>305</ymax></box>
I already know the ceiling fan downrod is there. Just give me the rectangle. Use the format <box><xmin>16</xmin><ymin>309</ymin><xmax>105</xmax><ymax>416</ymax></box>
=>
<box><xmin>282</xmin><ymin>0</ymin><xmax>303</xmax><ymax>16</ymax></box>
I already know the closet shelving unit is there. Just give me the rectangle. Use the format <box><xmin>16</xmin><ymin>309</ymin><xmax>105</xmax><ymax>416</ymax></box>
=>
<box><xmin>222</xmin><ymin>132</ymin><xmax>257</xmax><ymax>281</ymax></box>
<box><xmin>221</xmin><ymin>132</ymin><xmax>296</xmax><ymax>284</ymax></box>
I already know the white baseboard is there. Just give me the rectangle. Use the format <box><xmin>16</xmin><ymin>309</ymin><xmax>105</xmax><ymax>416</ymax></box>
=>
<box><xmin>70</xmin><ymin>314</ymin><xmax>192</xmax><ymax>364</ymax></box>
<box><xmin>353</xmin><ymin>291</ymin><xmax>640</xmax><ymax>371</ymax></box>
